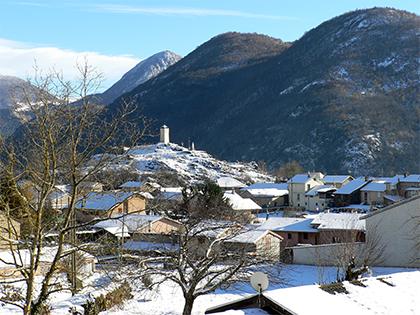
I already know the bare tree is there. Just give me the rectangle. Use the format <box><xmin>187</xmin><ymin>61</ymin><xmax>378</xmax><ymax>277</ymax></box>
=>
<box><xmin>0</xmin><ymin>62</ymin><xmax>149</xmax><ymax>314</ymax></box>
<box><xmin>124</xmin><ymin>182</ymin><xmax>284</xmax><ymax>315</ymax></box>
<box><xmin>314</xmin><ymin>218</ymin><xmax>384</xmax><ymax>283</ymax></box>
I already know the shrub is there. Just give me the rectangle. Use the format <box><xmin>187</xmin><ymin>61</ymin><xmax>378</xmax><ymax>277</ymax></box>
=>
<box><xmin>82</xmin><ymin>281</ymin><xmax>133</xmax><ymax>315</ymax></box>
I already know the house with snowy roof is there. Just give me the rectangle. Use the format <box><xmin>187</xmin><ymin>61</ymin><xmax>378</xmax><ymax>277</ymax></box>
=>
<box><xmin>287</xmin><ymin>173</ymin><xmax>324</xmax><ymax>209</ymax></box>
<box><xmin>322</xmin><ymin>175</ymin><xmax>353</xmax><ymax>188</ymax></box>
<box><xmin>257</xmin><ymin>217</ymin><xmax>319</xmax><ymax>248</ymax></box>
<box><xmin>240</xmin><ymin>182</ymin><xmax>289</xmax><ymax>209</ymax></box>
<box><xmin>333</xmin><ymin>177</ymin><xmax>370</xmax><ymax>207</ymax></box>
<box><xmin>224</xmin><ymin>191</ymin><xmax>262</xmax><ymax>214</ymax></box>
<box><xmin>360</xmin><ymin>181</ymin><xmax>388</xmax><ymax>205</ymax></box>
<box><xmin>216</xmin><ymin>176</ymin><xmax>246</xmax><ymax>191</ymax></box>
<box><xmin>304</xmin><ymin>185</ymin><xmax>336</xmax><ymax>211</ymax></box>
<box><xmin>75</xmin><ymin>190</ymin><xmax>151</xmax><ymax>222</ymax></box>
<box><xmin>205</xmin><ymin>271</ymin><xmax>420</xmax><ymax>315</ymax></box>
<box><xmin>311</xmin><ymin>212</ymin><xmax>366</xmax><ymax>244</ymax></box>
<box><xmin>92</xmin><ymin>214</ymin><xmax>182</xmax><ymax>239</ymax></box>
<box><xmin>396</xmin><ymin>174</ymin><xmax>420</xmax><ymax>198</ymax></box>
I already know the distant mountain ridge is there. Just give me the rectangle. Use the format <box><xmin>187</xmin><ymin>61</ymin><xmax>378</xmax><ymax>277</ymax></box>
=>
<box><xmin>0</xmin><ymin>50</ymin><xmax>181</xmax><ymax>136</ymax></box>
<box><xmin>108</xmin><ymin>7</ymin><xmax>420</xmax><ymax>176</ymax></box>
<box><xmin>99</xmin><ymin>50</ymin><xmax>181</xmax><ymax>104</ymax></box>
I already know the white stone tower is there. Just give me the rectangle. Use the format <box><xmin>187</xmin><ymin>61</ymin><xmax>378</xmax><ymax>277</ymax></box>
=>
<box><xmin>160</xmin><ymin>125</ymin><xmax>170</xmax><ymax>144</ymax></box>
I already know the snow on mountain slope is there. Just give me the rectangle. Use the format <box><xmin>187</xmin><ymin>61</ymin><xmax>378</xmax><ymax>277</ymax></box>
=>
<box><xmin>100</xmin><ymin>51</ymin><xmax>181</xmax><ymax>104</ymax></box>
<box><xmin>97</xmin><ymin>143</ymin><xmax>273</xmax><ymax>184</ymax></box>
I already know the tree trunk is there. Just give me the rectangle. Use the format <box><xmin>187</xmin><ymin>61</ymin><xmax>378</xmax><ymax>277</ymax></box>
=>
<box><xmin>182</xmin><ymin>294</ymin><xmax>195</xmax><ymax>315</ymax></box>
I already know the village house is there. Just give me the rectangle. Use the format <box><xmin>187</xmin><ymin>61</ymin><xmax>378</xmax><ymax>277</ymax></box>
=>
<box><xmin>361</xmin><ymin>195</ymin><xmax>420</xmax><ymax>267</ymax></box>
<box><xmin>216</xmin><ymin>176</ymin><xmax>247</xmax><ymax>191</ymax></box>
<box><xmin>333</xmin><ymin>177</ymin><xmax>370</xmax><ymax>207</ymax></box>
<box><xmin>187</xmin><ymin>221</ymin><xmax>282</xmax><ymax>260</ymax></box>
<box><xmin>224</xmin><ymin>191</ymin><xmax>262</xmax><ymax>215</ymax></box>
<box><xmin>304</xmin><ymin>185</ymin><xmax>336</xmax><ymax>211</ymax></box>
<box><xmin>310</xmin><ymin>212</ymin><xmax>366</xmax><ymax>244</ymax></box>
<box><xmin>75</xmin><ymin>191</ymin><xmax>151</xmax><ymax>222</ymax></box>
<box><xmin>205</xmin><ymin>271</ymin><xmax>419</xmax><ymax>315</ymax></box>
<box><xmin>288</xmin><ymin>173</ymin><xmax>324</xmax><ymax>209</ymax></box>
<box><xmin>322</xmin><ymin>175</ymin><xmax>353</xmax><ymax>188</ymax></box>
<box><xmin>396</xmin><ymin>174</ymin><xmax>420</xmax><ymax>198</ymax></box>
<box><xmin>360</xmin><ymin>181</ymin><xmax>388</xmax><ymax>205</ymax></box>
<box><xmin>257</xmin><ymin>217</ymin><xmax>319</xmax><ymax>248</ymax></box>
<box><xmin>93</xmin><ymin>214</ymin><xmax>182</xmax><ymax>240</ymax></box>
<box><xmin>223</xmin><ymin>229</ymin><xmax>283</xmax><ymax>260</ymax></box>
<box><xmin>239</xmin><ymin>182</ymin><xmax>289</xmax><ymax>209</ymax></box>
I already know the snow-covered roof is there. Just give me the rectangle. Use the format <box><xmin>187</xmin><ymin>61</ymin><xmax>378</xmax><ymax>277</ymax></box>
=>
<box><xmin>217</xmin><ymin>177</ymin><xmax>246</xmax><ymax>188</ymax></box>
<box><xmin>224</xmin><ymin>191</ymin><xmax>262</xmax><ymax>211</ymax></box>
<box><xmin>360</xmin><ymin>181</ymin><xmax>387</xmax><ymax>192</ymax></box>
<box><xmin>263</xmin><ymin>271</ymin><xmax>419</xmax><ymax>315</ymax></box>
<box><xmin>93</xmin><ymin>214</ymin><xmax>162</xmax><ymax>235</ymax></box>
<box><xmin>311</xmin><ymin>212</ymin><xmax>365</xmax><ymax>231</ymax></box>
<box><xmin>383</xmin><ymin>194</ymin><xmax>404</xmax><ymax>203</ymax></box>
<box><xmin>75</xmin><ymin>191</ymin><xmax>135</xmax><ymax>211</ymax></box>
<box><xmin>305</xmin><ymin>185</ymin><xmax>336</xmax><ymax>197</ymax></box>
<box><xmin>257</xmin><ymin>217</ymin><xmax>318</xmax><ymax>233</ymax></box>
<box><xmin>241</xmin><ymin>183</ymin><xmax>288</xmax><ymax>197</ymax></box>
<box><xmin>288</xmin><ymin>174</ymin><xmax>312</xmax><ymax>184</ymax></box>
<box><xmin>120</xmin><ymin>181</ymin><xmax>143</xmax><ymax>188</ymax></box>
<box><xmin>334</xmin><ymin>177</ymin><xmax>369</xmax><ymax>195</ymax></box>
<box><xmin>123</xmin><ymin>240</ymin><xmax>178</xmax><ymax>252</ymax></box>
<box><xmin>399</xmin><ymin>174</ymin><xmax>420</xmax><ymax>183</ymax></box>
<box><xmin>322</xmin><ymin>175</ymin><xmax>352</xmax><ymax>184</ymax></box>
<box><xmin>227</xmin><ymin>229</ymin><xmax>281</xmax><ymax>244</ymax></box>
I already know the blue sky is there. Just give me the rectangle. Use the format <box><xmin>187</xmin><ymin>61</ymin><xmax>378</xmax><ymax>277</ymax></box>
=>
<box><xmin>1</xmin><ymin>0</ymin><xmax>419</xmax><ymax>89</ymax></box>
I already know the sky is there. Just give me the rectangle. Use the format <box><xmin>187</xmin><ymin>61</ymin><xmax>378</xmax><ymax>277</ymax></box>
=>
<box><xmin>1</xmin><ymin>0</ymin><xmax>419</xmax><ymax>90</ymax></box>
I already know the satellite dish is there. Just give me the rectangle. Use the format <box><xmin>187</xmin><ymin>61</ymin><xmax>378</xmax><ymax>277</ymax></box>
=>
<box><xmin>250</xmin><ymin>272</ymin><xmax>269</xmax><ymax>294</ymax></box>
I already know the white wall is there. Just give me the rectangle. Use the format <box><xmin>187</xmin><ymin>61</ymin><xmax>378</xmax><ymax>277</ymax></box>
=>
<box><xmin>365</xmin><ymin>196</ymin><xmax>420</xmax><ymax>267</ymax></box>
<box><xmin>289</xmin><ymin>243</ymin><xmax>365</xmax><ymax>265</ymax></box>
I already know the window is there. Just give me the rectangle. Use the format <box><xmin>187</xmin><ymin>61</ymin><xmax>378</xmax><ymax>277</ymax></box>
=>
<box><xmin>315</xmin><ymin>202</ymin><xmax>318</xmax><ymax>206</ymax></box>
<box><xmin>288</xmin><ymin>233</ymin><xmax>292</xmax><ymax>239</ymax></box>
<box><xmin>303</xmin><ymin>233</ymin><xmax>308</xmax><ymax>240</ymax></box>
<box><xmin>307</xmin><ymin>184</ymin><xmax>311</xmax><ymax>191</ymax></box>
<box><xmin>297</xmin><ymin>193</ymin><xmax>300</xmax><ymax>201</ymax></box>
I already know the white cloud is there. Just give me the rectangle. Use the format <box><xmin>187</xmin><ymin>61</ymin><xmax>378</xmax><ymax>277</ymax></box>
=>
<box><xmin>0</xmin><ymin>38</ymin><xmax>140</xmax><ymax>91</ymax></box>
<box><xmin>93</xmin><ymin>4</ymin><xmax>298</xmax><ymax>20</ymax></box>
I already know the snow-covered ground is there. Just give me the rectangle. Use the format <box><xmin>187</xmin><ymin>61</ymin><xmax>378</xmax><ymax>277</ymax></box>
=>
<box><xmin>92</xmin><ymin>143</ymin><xmax>273</xmax><ymax>184</ymax></box>
<box><xmin>1</xmin><ymin>264</ymin><xmax>413</xmax><ymax>315</ymax></box>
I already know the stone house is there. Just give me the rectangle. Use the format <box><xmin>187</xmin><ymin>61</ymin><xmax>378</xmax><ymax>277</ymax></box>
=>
<box><xmin>304</xmin><ymin>185</ymin><xmax>336</xmax><ymax>211</ymax></box>
<box><xmin>288</xmin><ymin>173</ymin><xmax>324</xmax><ymax>209</ymax></box>
<box><xmin>322</xmin><ymin>175</ymin><xmax>353</xmax><ymax>188</ymax></box>
<box><xmin>75</xmin><ymin>191</ymin><xmax>151</xmax><ymax>222</ymax></box>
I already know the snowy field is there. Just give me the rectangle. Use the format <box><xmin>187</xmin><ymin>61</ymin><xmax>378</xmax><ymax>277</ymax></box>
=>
<box><xmin>0</xmin><ymin>264</ymin><xmax>415</xmax><ymax>314</ymax></box>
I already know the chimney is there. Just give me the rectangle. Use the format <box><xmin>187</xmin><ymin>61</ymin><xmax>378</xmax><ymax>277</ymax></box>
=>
<box><xmin>160</xmin><ymin>125</ymin><xmax>170</xmax><ymax>144</ymax></box>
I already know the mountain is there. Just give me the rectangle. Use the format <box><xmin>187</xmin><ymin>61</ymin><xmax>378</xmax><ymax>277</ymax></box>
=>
<box><xmin>90</xmin><ymin>50</ymin><xmax>181</xmax><ymax>105</ymax></box>
<box><xmin>95</xmin><ymin>142</ymin><xmax>273</xmax><ymax>184</ymax></box>
<box><xmin>0</xmin><ymin>75</ymin><xmax>42</xmax><ymax>136</ymax></box>
<box><xmin>108</xmin><ymin>8</ymin><xmax>420</xmax><ymax>176</ymax></box>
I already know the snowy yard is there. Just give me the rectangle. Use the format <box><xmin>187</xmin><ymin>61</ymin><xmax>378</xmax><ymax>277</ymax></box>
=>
<box><xmin>0</xmin><ymin>264</ymin><xmax>414</xmax><ymax>314</ymax></box>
